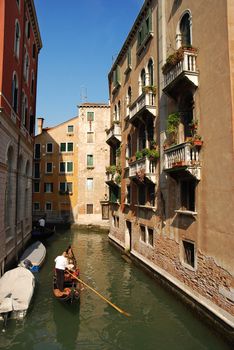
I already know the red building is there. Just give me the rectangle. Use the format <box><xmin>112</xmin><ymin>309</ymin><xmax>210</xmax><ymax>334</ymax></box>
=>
<box><xmin>0</xmin><ymin>0</ymin><xmax>42</xmax><ymax>272</ymax></box>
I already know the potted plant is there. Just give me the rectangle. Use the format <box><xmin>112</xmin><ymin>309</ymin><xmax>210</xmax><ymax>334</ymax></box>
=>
<box><xmin>192</xmin><ymin>134</ymin><xmax>203</xmax><ymax>147</ymax></box>
<box><xmin>135</xmin><ymin>150</ymin><xmax>143</xmax><ymax>160</ymax></box>
<box><xmin>166</xmin><ymin>112</ymin><xmax>180</xmax><ymax>145</ymax></box>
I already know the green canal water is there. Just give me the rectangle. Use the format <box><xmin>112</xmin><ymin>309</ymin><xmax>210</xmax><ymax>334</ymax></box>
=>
<box><xmin>0</xmin><ymin>228</ymin><xmax>232</xmax><ymax>350</ymax></box>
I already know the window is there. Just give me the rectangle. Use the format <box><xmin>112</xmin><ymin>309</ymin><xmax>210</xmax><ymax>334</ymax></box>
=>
<box><xmin>34</xmin><ymin>163</ymin><xmax>40</xmax><ymax>178</ymax></box>
<box><xmin>127</xmin><ymin>47</ymin><xmax>131</xmax><ymax>67</ymax></box>
<box><xmin>137</xmin><ymin>9</ymin><xmax>152</xmax><ymax>48</ymax></box>
<box><xmin>138</xmin><ymin>124</ymin><xmax>146</xmax><ymax>150</ymax></box>
<box><xmin>182</xmin><ymin>240</ymin><xmax>195</xmax><ymax>268</ymax></box>
<box><xmin>180</xmin><ymin>13</ymin><xmax>191</xmax><ymax>46</ymax></box>
<box><xmin>148</xmin><ymin>59</ymin><xmax>154</xmax><ymax>86</ymax></box>
<box><xmin>113</xmin><ymin>65</ymin><xmax>121</xmax><ymax>88</ymax></box>
<box><xmin>87</xmin><ymin>112</ymin><xmax>94</xmax><ymax>121</ymax></box>
<box><xmin>34</xmin><ymin>144</ymin><xmax>41</xmax><ymax>159</ymax></box>
<box><xmin>87</xmin><ymin>132</ymin><xmax>94</xmax><ymax>143</ymax></box>
<box><xmin>140</xmin><ymin>225</ymin><xmax>146</xmax><ymax>242</ymax></box>
<box><xmin>148</xmin><ymin>228</ymin><xmax>154</xmax><ymax>246</ymax></box>
<box><xmin>67</xmin><ymin>125</ymin><xmax>74</xmax><ymax>133</ymax></box>
<box><xmin>33</xmin><ymin>182</ymin><xmax>40</xmax><ymax>193</ymax></box>
<box><xmin>60</xmin><ymin>143</ymin><xmax>66</xmax><ymax>152</ymax></box>
<box><xmin>12</xmin><ymin>72</ymin><xmax>18</xmax><ymax>112</ymax></box>
<box><xmin>110</xmin><ymin>187</ymin><xmax>120</xmax><ymax>204</ymax></box>
<box><xmin>46</xmin><ymin>143</ymin><xmax>53</xmax><ymax>153</ymax></box>
<box><xmin>59</xmin><ymin>182</ymin><xmax>73</xmax><ymax>194</ymax></box>
<box><xmin>180</xmin><ymin>180</ymin><xmax>196</xmax><ymax>211</ymax></box>
<box><xmin>141</xmin><ymin>69</ymin><xmax>146</xmax><ymax>92</ymax></box>
<box><xmin>26</xmin><ymin>20</ymin><xmax>30</xmax><ymax>39</ymax></box>
<box><xmin>87</xmin><ymin>154</ymin><xmax>94</xmax><ymax>168</ymax></box>
<box><xmin>86</xmin><ymin>178</ymin><xmax>93</xmax><ymax>191</ymax></box>
<box><xmin>33</xmin><ymin>202</ymin><xmax>40</xmax><ymax>211</ymax></box>
<box><xmin>45</xmin><ymin>202</ymin><xmax>52</xmax><ymax>211</ymax></box>
<box><xmin>67</xmin><ymin>142</ymin><xmax>73</xmax><ymax>152</ymax></box>
<box><xmin>29</xmin><ymin>113</ymin><xmax>35</xmax><ymax>135</ymax></box>
<box><xmin>138</xmin><ymin>185</ymin><xmax>146</xmax><ymax>205</ymax></box>
<box><xmin>14</xmin><ymin>20</ymin><xmax>20</xmax><ymax>58</ymax></box>
<box><xmin>21</xmin><ymin>93</ymin><xmax>28</xmax><ymax>127</ymax></box>
<box><xmin>60</xmin><ymin>142</ymin><xmax>73</xmax><ymax>152</ymax></box>
<box><xmin>23</xmin><ymin>51</ymin><xmax>29</xmax><ymax>83</ymax></box>
<box><xmin>44</xmin><ymin>183</ymin><xmax>53</xmax><ymax>193</ymax></box>
<box><xmin>86</xmin><ymin>204</ymin><xmax>93</xmax><ymax>214</ymax></box>
<box><xmin>59</xmin><ymin>162</ymin><xmax>73</xmax><ymax>173</ymax></box>
<box><xmin>46</xmin><ymin>162</ymin><xmax>53</xmax><ymax>173</ymax></box>
<box><xmin>67</xmin><ymin>162</ymin><xmax>73</xmax><ymax>172</ymax></box>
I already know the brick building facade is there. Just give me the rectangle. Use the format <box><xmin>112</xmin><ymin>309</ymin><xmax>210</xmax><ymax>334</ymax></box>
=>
<box><xmin>0</xmin><ymin>0</ymin><xmax>42</xmax><ymax>272</ymax></box>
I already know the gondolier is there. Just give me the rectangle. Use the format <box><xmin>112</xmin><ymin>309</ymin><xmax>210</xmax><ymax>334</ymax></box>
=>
<box><xmin>54</xmin><ymin>252</ymin><xmax>68</xmax><ymax>291</ymax></box>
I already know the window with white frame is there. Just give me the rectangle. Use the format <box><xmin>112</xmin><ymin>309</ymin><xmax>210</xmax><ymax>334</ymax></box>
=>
<box><xmin>59</xmin><ymin>161</ymin><xmax>73</xmax><ymax>173</ymax></box>
<box><xmin>59</xmin><ymin>182</ymin><xmax>73</xmax><ymax>194</ymax></box>
<box><xmin>14</xmin><ymin>20</ymin><xmax>20</xmax><ymax>59</ymax></box>
<box><xmin>25</xmin><ymin>19</ymin><xmax>30</xmax><ymax>40</ymax></box>
<box><xmin>60</xmin><ymin>142</ymin><xmax>73</xmax><ymax>152</ymax></box>
<box><xmin>46</xmin><ymin>143</ymin><xmax>53</xmax><ymax>153</ymax></box>
<box><xmin>44</xmin><ymin>183</ymin><xmax>53</xmax><ymax>193</ymax></box>
<box><xmin>67</xmin><ymin>125</ymin><xmax>74</xmax><ymax>133</ymax></box>
<box><xmin>45</xmin><ymin>202</ymin><xmax>52</xmax><ymax>211</ymax></box>
<box><xmin>86</xmin><ymin>178</ymin><xmax>93</xmax><ymax>191</ymax></box>
<box><xmin>87</xmin><ymin>154</ymin><xmax>94</xmax><ymax>168</ymax></box>
<box><xmin>46</xmin><ymin>162</ymin><xmax>53</xmax><ymax>174</ymax></box>
<box><xmin>87</xmin><ymin>111</ymin><xmax>94</xmax><ymax>121</ymax></box>
<box><xmin>12</xmin><ymin>72</ymin><xmax>18</xmax><ymax>113</ymax></box>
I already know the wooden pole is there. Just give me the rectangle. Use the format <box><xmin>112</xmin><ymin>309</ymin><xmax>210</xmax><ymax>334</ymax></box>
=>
<box><xmin>67</xmin><ymin>270</ymin><xmax>130</xmax><ymax>317</ymax></box>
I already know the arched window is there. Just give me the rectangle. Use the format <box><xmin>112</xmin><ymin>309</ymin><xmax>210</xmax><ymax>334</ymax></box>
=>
<box><xmin>14</xmin><ymin>20</ymin><xmax>20</xmax><ymax>58</ymax></box>
<box><xmin>148</xmin><ymin>59</ymin><xmax>154</xmax><ymax>86</ymax></box>
<box><xmin>117</xmin><ymin>100</ymin><xmax>121</xmax><ymax>120</ymax></box>
<box><xmin>180</xmin><ymin>13</ymin><xmax>191</xmax><ymax>46</ymax></box>
<box><xmin>114</xmin><ymin>105</ymin><xmax>117</xmax><ymax>121</ymax></box>
<box><xmin>127</xmin><ymin>86</ymin><xmax>132</xmax><ymax>106</ymax></box>
<box><xmin>12</xmin><ymin>72</ymin><xmax>18</xmax><ymax>112</ymax></box>
<box><xmin>23</xmin><ymin>50</ymin><xmax>29</xmax><ymax>83</ymax></box>
<box><xmin>141</xmin><ymin>69</ymin><xmax>146</xmax><ymax>91</ymax></box>
<box><xmin>127</xmin><ymin>135</ymin><xmax>132</xmax><ymax>158</ymax></box>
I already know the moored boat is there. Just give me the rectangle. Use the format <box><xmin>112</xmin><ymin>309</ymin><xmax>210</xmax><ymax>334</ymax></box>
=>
<box><xmin>19</xmin><ymin>241</ymin><xmax>46</xmax><ymax>272</ymax></box>
<box><xmin>53</xmin><ymin>247</ymin><xmax>81</xmax><ymax>303</ymax></box>
<box><xmin>31</xmin><ymin>225</ymin><xmax>55</xmax><ymax>239</ymax></box>
<box><xmin>0</xmin><ymin>267</ymin><xmax>35</xmax><ymax>322</ymax></box>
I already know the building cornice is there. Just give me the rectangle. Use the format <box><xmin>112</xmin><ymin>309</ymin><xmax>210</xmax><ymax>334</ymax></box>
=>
<box><xmin>26</xmin><ymin>0</ymin><xmax>42</xmax><ymax>51</ymax></box>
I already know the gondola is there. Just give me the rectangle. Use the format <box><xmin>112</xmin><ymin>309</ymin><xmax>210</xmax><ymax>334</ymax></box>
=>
<box><xmin>53</xmin><ymin>247</ymin><xmax>81</xmax><ymax>303</ymax></box>
<box><xmin>31</xmin><ymin>224</ymin><xmax>55</xmax><ymax>240</ymax></box>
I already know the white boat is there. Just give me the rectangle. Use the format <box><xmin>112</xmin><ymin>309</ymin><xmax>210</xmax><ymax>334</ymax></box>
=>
<box><xmin>0</xmin><ymin>267</ymin><xmax>35</xmax><ymax>322</ymax></box>
<box><xmin>19</xmin><ymin>241</ymin><xmax>46</xmax><ymax>272</ymax></box>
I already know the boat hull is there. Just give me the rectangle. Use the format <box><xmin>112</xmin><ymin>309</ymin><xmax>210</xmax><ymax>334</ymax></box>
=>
<box><xmin>19</xmin><ymin>241</ymin><xmax>46</xmax><ymax>272</ymax></box>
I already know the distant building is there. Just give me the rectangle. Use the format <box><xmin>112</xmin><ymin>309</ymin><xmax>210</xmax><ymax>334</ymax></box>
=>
<box><xmin>107</xmin><ymin>0</ymin><xmax>234</xmax><ymax>336</ymax></box>
<box><xmin>77</xmin><ymin>103</ymin><xmax>110</xmax><ymax>227</ymax></box>
<box><xmin>0</xmin><ymin>0</ymin><xmax>42</xmax><ymax>272</ymax></box>
<box><xmin>33</xmin><ymin>117</ymin><xmax>79</xmax><ymax>224</ymax></box>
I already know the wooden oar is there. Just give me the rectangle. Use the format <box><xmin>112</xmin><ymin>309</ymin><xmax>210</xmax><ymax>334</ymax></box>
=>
<box><xmin>66</xmin><ymin>270</ymin><xmax>130</xmax><ymax>317</ymax></box>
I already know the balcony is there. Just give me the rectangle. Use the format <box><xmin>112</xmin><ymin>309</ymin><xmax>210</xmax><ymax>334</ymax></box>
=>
<box><xmin>129</xmin><ymin>157</ymin><xmax>157</xmax><ymax>184</ymax></box>
<box><xmin>164</xmin><ymin>142</ymin><xmax>201</xmax><ymax>180</ymax></box>
<box><xmin>105</xmin><ymin>171</ymin><xmax>121</xmax><ymax>187</ymax></box>
<box><xmin>162</xmin><ymin>48</ymin><xmax>199</xmax><ymax>98</ymax></box>
<box><xmin>129</xmin><ymin>91</ymin><xmax>156</xmax><ymax>124</ymax></box>
<box><xmin>106</xmin><ymin>123</ymin><xmax>121</xmax><ymax>146</ymax></box>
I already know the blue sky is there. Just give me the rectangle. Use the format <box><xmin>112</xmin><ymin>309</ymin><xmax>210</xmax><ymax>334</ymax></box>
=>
<box><xmin>34</xmin><ymin>0</ymin><xmax>144</xmax><ymax>128</ymax></box>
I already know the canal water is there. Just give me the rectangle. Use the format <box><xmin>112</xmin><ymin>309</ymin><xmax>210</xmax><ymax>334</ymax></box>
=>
<box><xmin>0</xmin><ymin>228</ymin><xmax>231</xmax><ymax>350</ymax></box>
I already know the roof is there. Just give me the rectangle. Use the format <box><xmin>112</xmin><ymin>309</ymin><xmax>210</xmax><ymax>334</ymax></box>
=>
<box><xmin>78</xmin><ymin>102</ymin><xmax>110</xmax><ymax>108</ymax></box>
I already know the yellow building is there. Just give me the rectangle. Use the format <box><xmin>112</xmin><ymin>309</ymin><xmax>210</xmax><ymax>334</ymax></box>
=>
<box><xmin>107</xmin><ymin>0</ymin><xmax>234</xmax><ymax>339</ymax></box>
<box><xmin>33</xmin><ymin>117</ymin><xmax>79</xmax><ymax>223</ymax></box>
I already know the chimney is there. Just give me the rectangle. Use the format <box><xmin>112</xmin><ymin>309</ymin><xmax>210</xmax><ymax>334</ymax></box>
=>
<box><xmin>37</xmin><ymin>117</ymin><xmax>44</xmax><ymax>135</ymax></box>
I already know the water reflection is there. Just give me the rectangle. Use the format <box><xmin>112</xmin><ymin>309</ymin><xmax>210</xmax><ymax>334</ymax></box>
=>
<box><xmin>53</xmin><ymin>300</ymin><xmax>80</xmax><ymax>350</ymax></box>
<box><xmin>0</xmin><ymin>229</ymin><xmax>232</xmax><ymax>350</ymax></box>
